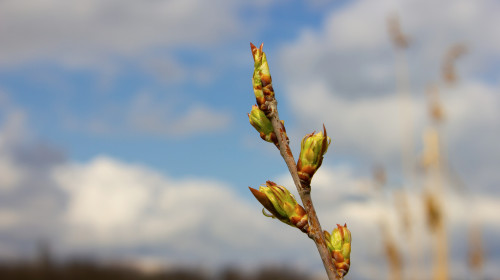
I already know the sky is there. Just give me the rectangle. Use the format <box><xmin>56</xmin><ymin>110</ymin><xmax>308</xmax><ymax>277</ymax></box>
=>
<box><xmin>0</xmin><ymin>0</ymin><xmax>499</xmax><ymax>279</ymax></box>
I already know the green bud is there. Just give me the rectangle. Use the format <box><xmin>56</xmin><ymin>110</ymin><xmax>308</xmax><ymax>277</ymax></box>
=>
<box><xmin>249</xmin><ymin>181</ymin><xmax>309</xmax><ymax>233</ymax></box>
<box><xmin>297</xmin><ymin>125</ymin><xmax>331</xmax><ymax>185</ymax></box>
<box><xmin>248</xmin><ymin>105</ymin><xmax>288</xmax><ymax>149</ymax></box>
<box><xmin>249</xmin><ymin>105</ymin><xmax>277</xmax><ymax>144</ymax></box>
<box><xmin>324</xmin><ymin>224</ymin><xmax>351</xmax><ymax>277</ymax></box>
<box><xmin>250</xmin><ymin>42</ymin><xmax>274</xmax><ymax>115</ymax></box>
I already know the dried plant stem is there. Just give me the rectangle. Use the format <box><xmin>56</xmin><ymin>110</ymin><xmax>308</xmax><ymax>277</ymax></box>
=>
<box><xmin>266</xmin><ymin>100</ymin><xmax>340</xmax><ymax>280</ymax></box>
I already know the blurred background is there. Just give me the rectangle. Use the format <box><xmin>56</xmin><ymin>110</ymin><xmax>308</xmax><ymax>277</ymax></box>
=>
<box><xmin>0</xmin><ymin>0</ymin><xmax>499</xmax><ymax>279</ymax></box>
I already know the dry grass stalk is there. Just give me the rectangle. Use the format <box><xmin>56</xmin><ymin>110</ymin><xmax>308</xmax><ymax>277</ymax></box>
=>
<box><xmin>426</xmin><ymin>84</ymin><xmax>445</xmax><ymax>123</ymax></box>
<box><xmin>442</xmin><ymin>44</ymin><xmax>467</xmax><ymax>85</ymax></box>
<box><xmin>421</xmin><ymin>84</ymin><xmax>449</xmax><ymax>280</ymax></box>
<box><xmin>394</xmin><ymin>190</ymin><xmax>411</xmax><ymax>236</ymax></box>
<box><xmin>381</xmin><ymin>223</ymin><xmax>403</xmax><ymax>280</ymax></box>
<box><xmin>387</xmin><ymin>15</ymin><xmax>410</xmax><ymax>49</ymax></box>
<box><xmin>467</xmin><ymin>225</ymin><xmax>484</xmax><ymax>274</ymax></box>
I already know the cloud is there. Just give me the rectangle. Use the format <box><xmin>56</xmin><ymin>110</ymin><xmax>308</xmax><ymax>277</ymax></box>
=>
<box><xmin>0</xmin><ymin>108</ymin><xmax>300</xmax><ymax>266</ymax></box>
<box><xmin>0</xmin><ymin>111</ymin><xmax>27</xmax><ymax>191</ymax></box>
<box><xmin>441</xmin><ymin>82</ymin><xmax>500</xmax><ymax>191</ymax></box>
<box><xmin>0</xmin><ymin>0</ymin><xmax>260</xmax><ymax>68</ymax></box>
<box><xmin>279</xmin><ymin>0</ymin><xmax>500</xmax><ymax>97</ymax></box>
<box><xmin>128</xmin><ymin>93</ymin><xmax>232</xmax><ymax>136</ymax></box>
<box><xmin>1</xmin><ymin>1</ymin><xmax>499</xmax><ymax>277</ymax></box>
<box><xmin>1</xmin><ymin>108</ymin><xmax>500</xmax><ymax>278</ymax></box>
<box><xmin>282</xmin><ymin>78</ymin><xmax>500</xmax><ymax>170</ymax></box>
<box><xmin>65</xmin><ymin>91</ymin><xmax>232</xmax><ymax>137</ymax></box>
<box><xmin>277</xmin><ymin>0</ymin><xmax>500</xmax><ymax>192</ymax></box>
<box><xmin>275</xmin><ymin>165</ymin><xmax>500</xmax><ymax>279</ymax></box>
<box><xmin>285</xmin><ymin>80</ymin><xmax>414</xmax><ymax>160</ymax></box>
<box><xmin>51</xmin><ymin>155</ymin><xmax>317</xmax><ymax>268</ymax></box>
<box><xmin>0</xmin><ymin>100</ymin><xmax>67</xmax><ymax>257</ymax></box>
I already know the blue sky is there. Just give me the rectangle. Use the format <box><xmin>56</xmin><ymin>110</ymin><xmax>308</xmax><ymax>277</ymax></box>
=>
<box><xmin>0</xmin><ymin>0</ymin><xmax>350</xmax><ymax>192</ymax></box>
<box><xmin>1</xmin><ymin>0</ymin><xmax>499</xmax><ymax>279</ymax></box>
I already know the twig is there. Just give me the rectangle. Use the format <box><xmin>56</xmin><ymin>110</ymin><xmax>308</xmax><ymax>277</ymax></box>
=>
<box><xmin>266</xmin><ymin>100</ymin><xmax>340</xmax><ymax>280</ymax></box>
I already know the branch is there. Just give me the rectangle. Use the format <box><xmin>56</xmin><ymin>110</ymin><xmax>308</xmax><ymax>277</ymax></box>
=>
<box><xmin>266</xmin><ymin>100</ymin><xmax>340</xmax><ymax>280</ymax></box>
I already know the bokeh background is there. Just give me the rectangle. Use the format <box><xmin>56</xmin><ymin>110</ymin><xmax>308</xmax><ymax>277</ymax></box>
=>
<box><xmin>0</xmin><ymin>0</ymin><xmax>499</xmax><ymax>279</ymax></box>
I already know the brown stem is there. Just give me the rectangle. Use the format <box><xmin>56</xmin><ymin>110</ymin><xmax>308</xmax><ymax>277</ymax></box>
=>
<box><xmin>266</xmin><ymin>100</ymin><xmax>340</xmax><ymax>280</ymax></box>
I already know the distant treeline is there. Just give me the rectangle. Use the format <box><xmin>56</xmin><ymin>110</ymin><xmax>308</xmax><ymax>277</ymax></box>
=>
<box><xmin>0</xmin><ymin>259</ymin><xmax>315</xmax><ymax>280</ymax></box>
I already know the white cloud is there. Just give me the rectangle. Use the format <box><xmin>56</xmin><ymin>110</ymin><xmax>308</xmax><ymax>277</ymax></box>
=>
<box><xmin>279</xmin><ymin>0</ymin><xmax>500</xmax><ymax>96</ymax></box>
<box><xmin>0</xmin><ymin>0</ymin><xmax>256</xmax><ymax>67</ymax></box>
<box><xmin>283</xmin><ymin>78</ymin><xmax>500</xmax><ymax>170</ymax></box>
<box><xmin>278</xmin><ymin>0</ymin><xmax>500</xmax><ymax>193</ymax></box>
<box><xmin>0</xmin><ymin>97</ymin><xmax>28</xmax><ymax>148</ymax></box>
<box><xmin>285</xmin><ymin>81</ymin><xmax>416</xmax><ymax>160</ymax></box>
<box><xmin>1</xmin><ymin>108</ymin><xmax>500</xmax><ymax>277</ymax></box>
<box><xmin>0</xmin><ymin>106</ymin><xmax>28</xmax><ymax>191</ymax></box>
<box><xmin>442</xmin><ymin>82</ymin><xmax>500</xmax><ymax>189</ymax></box>
<box><xmin>55</xmin><ymin>157</ymin><xmax>154</xmax><ymax>243</ymax></box>
<box><xmin>0</xmin><ymin>101</ymin><xmax>67</xmax><ymax>258</ymax></box>
<box><xmin>287</xmin><ymin>0</ymin><xmax>500</xmax><ymax>82</ymax></box>
<box><xmin>168</xmin><ymin>105</ymin><xmax>232</xmax><ymax>136</ymax></box>
<box><xmin>128</xmin><ymin>93</ymin><xmax>232</xmax><ymax>136</ymax></box>
<box><xmin>0</xmin><ymin>106</ymin><xmax>287</xmax><ymax>264</ymax></box>
<box><xmin>321</xmin><ymin>0</ymin><xmax>393</xmax><ymax>52</ymax></box>
<box><xmin>63</xmin><ymin>91</ymin><xmax>232</xmax><ymax>137</ymax></box>
<box><xmin>51</xmin><ymin>155</ymin><xmax>316</xmax><ymax>268</ymax></box>
<box><xmin>275</xmin><ymin>164</ymin><xmax>500</xmax><ymax>279</ymax></box>
<box><xmin>0</xmin><ymin>156</ymin><xmax>24</xmax><ymax>191</ymax></box>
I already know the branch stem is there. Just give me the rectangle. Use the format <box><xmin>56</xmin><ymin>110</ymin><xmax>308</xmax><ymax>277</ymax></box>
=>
<box><xmin>266</xmin><ymin>100</ymin><xmax>340</xmax><ymax>280</ymax></box>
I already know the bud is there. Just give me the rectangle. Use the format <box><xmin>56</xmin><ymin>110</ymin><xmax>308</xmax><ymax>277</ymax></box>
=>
<box><xmin>248</xmin><ymin>105</ymin><xmax>288</xmax><ymax>149</ymax></box>
<box><xmin>297</xmin><ymin>125</ymin><xmax>331</xmax><ymax>185</ymax></box>
<box><xmin>249</xmin><ymin>181</ymin><xmax>308</xmax><ymax>233</ymax></box>
<box><xmin>324</xmin><ymin>224</ymin><xmax>351</xmax><ymax>277</ymax></box>
<box><xmin>250</xmin><ymin>42</ymin><xmax>274</xmax><ymax>115</ymax></box>
<box><xmin>249</xmin><ymin>105</ymin><xmax>277</xmax><ymax>146</ymax></box>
